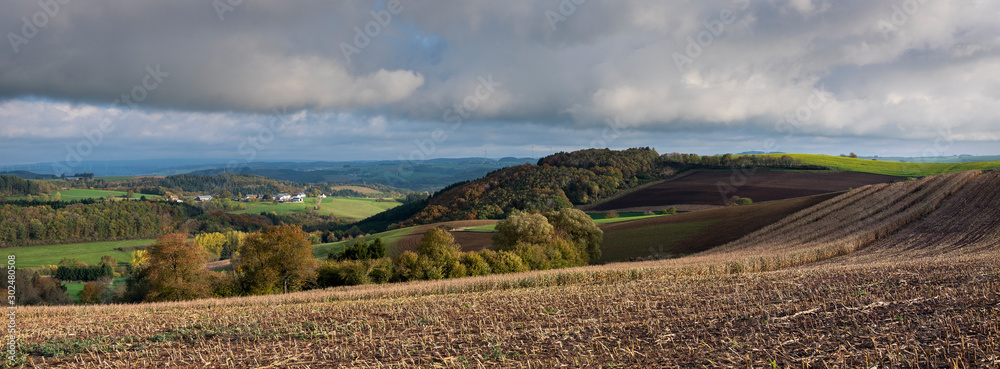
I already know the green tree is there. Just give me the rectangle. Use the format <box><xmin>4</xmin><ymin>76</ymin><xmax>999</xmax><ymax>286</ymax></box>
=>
<box><xmin>99</xmin><ymin>255</ymin><xmax>117</xmax><ymax>267</ymax></box>
<box><xmin>416</xmin><ymin>228</ymin><xmax>462</xmax><ymax>278</ymax></box>
<box><xmin>545</xmin><ymin>208</ymin><xmax>604</xmax><ymax>262</ymax></box>
<box><xmin>492</xmin><ymin>211</ymin><xmax>556</xmax><ymax>250</ymax></box>
<box><xmin>238</xmin><ymin>225</ymin><xmax>318</xmax><ymax>294</ymax></box>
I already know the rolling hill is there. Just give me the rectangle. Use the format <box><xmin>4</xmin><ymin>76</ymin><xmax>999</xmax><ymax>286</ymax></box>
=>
<box><xmin>764</xmin><ymin>153</ymin><xmax>1000</xmax><ymax>176</ymax></box>
<box><xmin>585</xmin><ymin>170</ymin><xmax>894</xmax><ymax>211</ymax></box>
<box><xmin>16</xmin><ymin>170</ymin><xmax>999</xmax><ymax>367</ymax></box>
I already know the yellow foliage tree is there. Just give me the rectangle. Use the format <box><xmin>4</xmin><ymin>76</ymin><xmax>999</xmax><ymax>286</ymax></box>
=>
<box><xmin>194</xmin><ymin>232</ymin><xmax>227</xmax><ymax>260</ymax></box>
<box><xmin>129</xmin><ymin>250</ymin><xmax>149</xmax><ymax>269</ymax></box>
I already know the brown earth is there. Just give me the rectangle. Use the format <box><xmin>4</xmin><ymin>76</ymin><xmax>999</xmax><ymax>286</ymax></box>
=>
<box><xmin>589</xmin><ymin>170</ymin><xmax>898</xmax><ymax>211</ymax></box>
<box><xmin>598</xmin><ymin>193</ymin><xmax>838</xmax><ymax>262</ymax></box>
<box><xmin>834</xmin><ymin>171</ymin><xmax>1000</xmax><ymax>262</ymax></box>
<box><xmin>394</xmin><ymin>193</ymin><xmax>836</xmax><ymax>262</ymax></box>
<box><xmin>396</xmin><ymin>220</ymin><xmax>499</xmax><ymax>254</ymax></box>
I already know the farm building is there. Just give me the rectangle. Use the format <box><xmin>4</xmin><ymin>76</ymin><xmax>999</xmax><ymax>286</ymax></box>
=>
<box><xmin>194</xmin><ymin>195</ymin><xmax>213</xmax><ymax>202</ymax></box>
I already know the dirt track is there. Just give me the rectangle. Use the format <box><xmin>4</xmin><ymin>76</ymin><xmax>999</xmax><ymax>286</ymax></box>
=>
<box><xmin>589</xmin><ymin>170</ymin><xmax>897</xmax><ymax>211</ymax></box>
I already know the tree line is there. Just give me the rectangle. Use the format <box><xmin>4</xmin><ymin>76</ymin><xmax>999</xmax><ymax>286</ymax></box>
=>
<box><xmin>321</xmin><ymin>208</ymin><xmax>603</xmax><ymax>286</ymax></box>
<box><xmin>0</xmin><ymin>175</ymin><xmax>57</xmax><ymax>196</ymax></box>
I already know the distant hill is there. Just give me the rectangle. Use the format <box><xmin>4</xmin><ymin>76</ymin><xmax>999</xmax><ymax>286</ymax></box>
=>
<box><xmin>188</xmin><ymin>157</ymin><xmax>534</xmax><ymax>192</ymax></box>
<box><xmin>0</xmin><ymin>171</ymin><xmax>56</xmax><ymax>180</ymax></box>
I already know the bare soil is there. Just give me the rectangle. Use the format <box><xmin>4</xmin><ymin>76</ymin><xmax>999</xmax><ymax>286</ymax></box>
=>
<box><xmin>589</xmin><ymin>170</ymin><xmax>898</xmax><ymax>210</ymax></box>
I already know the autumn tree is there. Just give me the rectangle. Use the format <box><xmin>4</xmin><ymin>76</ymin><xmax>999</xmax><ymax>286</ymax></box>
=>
<box><xmin>194</xmin><ymin>232</ymin><xmax>227</xmax><ymax>260</ymax></box>
<box><xmin>78</xmin><ymin>280</ymin><xmax>110</xmax><ymax>304</ymax></box>
<box><xmin>99</xmin><ymin>255</ymin><xmax>117</xmax><ymax>267</ymax></box>
<box><xmin>12</xmin><ymin>270</ymin><xmax>73</xmax><ymax>306</ymax></box>
<box><xmin>238</xmin><ymin>225</ymin><xmax>318</xmax><ymax>295</ymax></box>
<box><xmin>143</xmin><ymin>233</ymin><xmax>212</xmax><ymax>302</ymax></box>
<box><xmin>130</xmin><ymin>250</ymin><xmax>149</xmax><ymax>270</ymax></box>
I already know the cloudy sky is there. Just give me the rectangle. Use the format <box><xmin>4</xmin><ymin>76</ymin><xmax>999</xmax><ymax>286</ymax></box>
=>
<box><xmin>1</xmin><ymin>0</ymin><xmax>998</xmax><ymax>168</ymax></box>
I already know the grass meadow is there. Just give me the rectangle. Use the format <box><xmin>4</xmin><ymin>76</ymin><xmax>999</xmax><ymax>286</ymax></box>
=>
<box><xmin>5</xmin><ymin>239</ymin><xmax>153</xmax><ymax>269</ymax></box>
<box><xmin>230</xmin><ymin>197</ymin><xmax>401</xmax><ymax>220</ymax></box>
<box><xmin>767</xmin><ymin>153</ymin><xmax>1000</xmax><ymax>176</ymax></box>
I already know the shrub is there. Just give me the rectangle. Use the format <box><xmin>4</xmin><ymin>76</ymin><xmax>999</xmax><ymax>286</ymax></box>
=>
<box><xmin>481</xmin><ymin>250</ymin><xmax>528</xmax><ymax>274</ymax></box>
<box><xmin>317</xmin><ymin>260</ymin><xmax>369</xmax><ymax>287</ymax></box>
<box><xmin>493</xmin><ymin>211</ymin><xmax>555</xmax><ymax>250</ymax></box>
<box><xmin>544</xmin><ymin>208</ymin><xmax>603</xmax><ymax>262</ymax></box>
<box><xmin>367</xmin><ymin>258</ymin><xmax>393</xmax><ymax>284</ymax></box>
<box><xmin>416</xmin><ymin>228</ymin><xmax>462</xmax><ymax>277</ymax></box>
<box><xmin>643</xmin><ymin>210</ymin><xmax>655</xmax><ymax>216</ymax></box>
<box><xmin>392</xmin><ymin>251</ymin><xmax>422</xmax><ymax>282</ymax></box>
<box><xmin>659</xmin><ymin>206</ymin><xmax>677</xmax><ymax>215</ymax></box>
<box><xmin>604</xmin><ymin>210</ymin><xmax>619</xmax><ymax>219</ymax></box>
<box><xmin>78</xmin><ymin>280</ymin><xmax>111</xmax><ymax>305</ymax></box>
<box><xmin>736</xmin><ymin>197</ymin><xmax>753</xmax><ymax>206</ymax></box>
<box><xmin>334</xmin><ymin>237</ymin><xmax>387</xmax><ymax>261</ymax></box>
<box><xmin>460</xmin><ymin>252</ymin><xmax>491</xmax><ymax>276</ymax></box>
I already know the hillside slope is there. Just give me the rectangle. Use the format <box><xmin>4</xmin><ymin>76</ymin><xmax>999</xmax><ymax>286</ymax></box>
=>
<box><xmin>698</xmin><ymin>170</ymin><xmax>983</xmax><ymax>268</ymax></box>
<box><xmin>14</xmin><ymin>172</ymin><xmax>1000</xmax><ymax>368</ymax></box>
<box><xmin>838</xmin><ymin>171</ymin><xmax>1000</xmax><ymax>262</ymax></box>
<box><xmin>766</xmin><ymin>153</ymin><xmax>1000</xmax><ymax>176</ymax></box>
<box><xmin>587</xmin><ymin>170</ymin><xmax>894</xmax><ymax>211</ymax></box>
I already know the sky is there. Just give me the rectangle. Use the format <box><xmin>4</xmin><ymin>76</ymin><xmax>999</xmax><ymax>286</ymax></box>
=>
<box><xmin>1</xmin><ymin>0</ymin><xmax>998</xmax><ymax>170</ymax></box>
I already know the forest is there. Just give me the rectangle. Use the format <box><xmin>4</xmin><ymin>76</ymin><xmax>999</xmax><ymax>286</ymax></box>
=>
<box><xmin>0</xmin><ymin>174</ymin><xmax>57</xmax><ymax>196</ymax></box>
<box><xmin>368</xmin><ymin>150</ymin><xmax>833</xmax><ymax>228</ymax></box>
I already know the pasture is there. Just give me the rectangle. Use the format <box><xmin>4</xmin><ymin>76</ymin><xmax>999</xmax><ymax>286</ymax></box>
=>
<box><xmin>766</xmin><ymin>153</ymin><xmax>1000</xmax><ymax>177</ymax></box>
<box><xmin>231</xmin><ymin>197</ymin><xmax>401</xmax><ymax>220</ymax></box>
<box><xmin>312</xmin><ymin>226</ymin><xmax>418</xmax><ymax>259</ymax></box>
<box><xmin>5</xmin><ymin>239</ymin><xmax>153</xmax><ymax>269</ymax></box>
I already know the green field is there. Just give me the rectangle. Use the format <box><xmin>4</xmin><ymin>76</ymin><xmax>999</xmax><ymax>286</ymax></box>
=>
<box><xmin>4</xmin><ymin>239</ymin><xmax>153</xmax><ymax>269</ymax></box>
<box><xmin>590</xmin><ymin>212</ymin><xmax>669</xmax><ymax>224</ymax></box>
<box><xmin>766</xmin><ymin>154</ymin><xmax>1000</xmax><ymax>177</ymax></box>
<box><xmin>232</xmin><ymin>197</ymin><xmax>402</xmax><ymax>219</ymax></box>
<box><xmin>312</xmin><ymin>226</ymin><xmax>417</xmax><ymax>260</ymax></box>
<box><xmin>64</xmin><ymin>277</ymin><xmax>127</xmax><ymax>303</ymax></box>
<box><xmin>63</xmin><ymin>282</ymin><xmax>85</xmax><ymax>301</ymax></box>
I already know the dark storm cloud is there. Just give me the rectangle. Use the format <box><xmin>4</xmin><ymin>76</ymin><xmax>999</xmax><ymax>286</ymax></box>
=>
<box><xmin>0</xmin><ymin>0</ymin><xmax>998</xmax><ymax>165</ymax></box>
